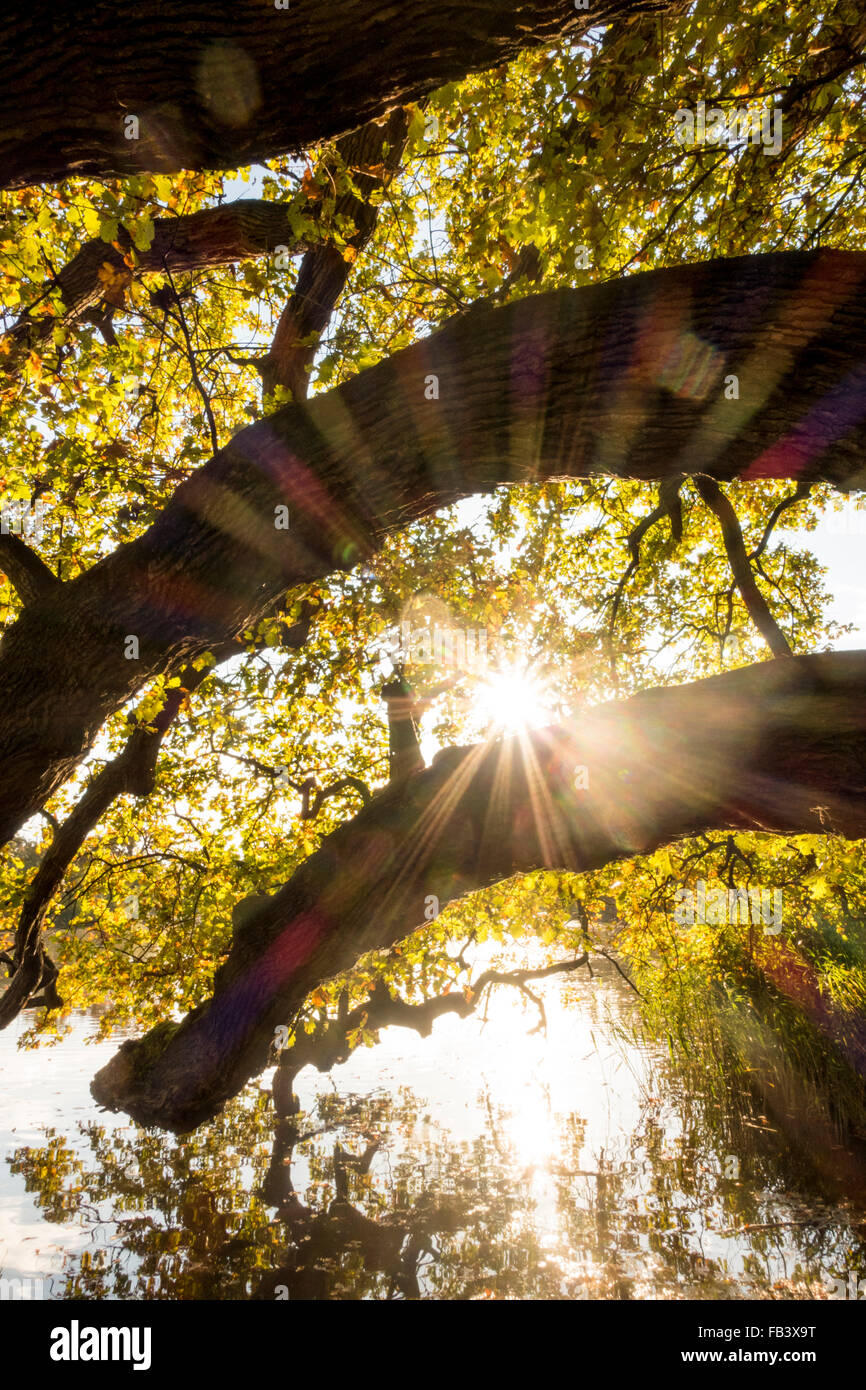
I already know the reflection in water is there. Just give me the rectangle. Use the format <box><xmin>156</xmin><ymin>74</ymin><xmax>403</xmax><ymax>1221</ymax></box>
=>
<box><xmin>2</xmin><ymin>961</ymin><xmax>865</xmax><ymax>1299</ymax></box>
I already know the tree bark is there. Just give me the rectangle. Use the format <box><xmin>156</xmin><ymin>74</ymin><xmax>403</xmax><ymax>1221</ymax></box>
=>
<box><xmin>90</xmin><ymin>648</ymin><xmax>866</xmax><ymax>1130</ymax></box>
<box><xmin>0</xmin><ymin>0</ymin><xmax>672</xmax><ymax>189</ymax></box>
<box><xmin>0</xmin><ymin>601</ymin><xmax>315</xmax><ymax>1025</ymax></box>
<box><xmin>694</xmin><ymin>476</ymin><xmax>793</xmax><ymax>658</ymax></box>
<box><xmin>2</xmin><ymin>248</ymin><xmax>866</xmax><ymax>846</ymax></box>
<box><xmin>0</xmin><ymin>535</ymin><xmax>60</xmax><ymax>605</ymax></box>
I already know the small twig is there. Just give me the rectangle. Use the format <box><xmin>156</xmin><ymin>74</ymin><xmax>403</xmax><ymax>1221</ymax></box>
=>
<box><xmin>593</xmin><ymin>948</ymin><xmax>644</xmax><ymax>1000</ymax></box>
<box><xmin>162</xmin><ymin>260</ymin><xmax>219</xmax><ymax>456</ymax></box>
<box><xmin>606</xmin><ymin>483</ymin><xmax>681</xmax><ymax>682</ymax></box>
<box><xmin>749</xmin><ymin>481</ymin><xmax>812</xmax><ymax>562</ymax></box>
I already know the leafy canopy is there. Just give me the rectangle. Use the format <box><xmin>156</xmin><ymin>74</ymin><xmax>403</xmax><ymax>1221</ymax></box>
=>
<box><xmin>1</xmin><ymin>0</ymin><xmax>865</xmax><ymax>1084</ymax></box>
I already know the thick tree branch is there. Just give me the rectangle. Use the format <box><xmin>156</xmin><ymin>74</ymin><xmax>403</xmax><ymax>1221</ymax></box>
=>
<box><xmin>92</xmin><ymin>649</ymin><xmax>866</xmax><ymax>1130</ymax></box>
<box><xmin>0</xmin><ymin>655</ymin><xmax>215</xmax><ymax>1026</ymax></box>
<box><xmin>0</xmin><ymin>533</ymin><xmax>60</xmax><ymax>605</ymax></box>
<box><xmin>1</xmin><ymin>249</ymin><xmax>865</xmax><ymax>846</ymax></box>
<box><xmin>0</xmin><ymin>0</ymin><xmax>673</xmax><ymax>188</ymax></box>
<box><xmin>695</xmin><ymin>475</ymin><xmax>793</xmax><ymax>657</ymax></box>
<box><xmin>750</xmin><ymin>480</ymin><xmax>812</xmax><ymax>562</ymax></box>
<box><xmin>272</xmin><ymin>956</ymin><xmax>588</xmax><ymax>1116</ymax></box>
<box><xmin>260</xmin><ymin>107</ymin><xmax>411</xmax><ymax>401</ymax></box>
<box><xmin>0</xmin><ymin>600</ymin><xmax>315</xmax><ymax>1024</ymax></box>
<box><xmin>3</xmin><ymin>112</ymin><xmax>410</xmax><ymax>381</ymax></box>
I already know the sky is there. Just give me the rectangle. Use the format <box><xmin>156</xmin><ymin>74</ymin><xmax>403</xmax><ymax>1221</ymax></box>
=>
<box><xmin>780</xmin><ymin>499</ymin><xmax>866</xmax><ymax>649</ymax></box>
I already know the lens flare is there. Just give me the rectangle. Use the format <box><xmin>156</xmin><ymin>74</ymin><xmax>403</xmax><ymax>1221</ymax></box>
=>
<box><xmin>474</xmin><ymin>666</ymin><xmax>552</xmax><ymax>734</ymax></box>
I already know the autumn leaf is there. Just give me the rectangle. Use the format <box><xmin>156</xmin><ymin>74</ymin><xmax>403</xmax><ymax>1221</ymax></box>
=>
<box><xmin>300</xmin><ymin>166</ymin><xmax>321</xmax><ymax>200</ymax></box>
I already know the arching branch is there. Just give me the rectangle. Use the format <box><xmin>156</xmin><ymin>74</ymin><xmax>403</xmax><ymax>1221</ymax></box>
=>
<box><xmin>0</xmin><ymin>201</ymin><xmax>316</xmax><ymax>375</ymax></box>
<box><xmin>0</xmin><ymin>0</ymin><xmax>670</xmax><ymax>188</ymax></box>
<box><xmin>272</xmin><ymin>955</ymin><xmax>589</xmax><ymax>1116</ymax></box>
<box><xmin>259</xmin><ymin>107</ymin><xmax>411</xmax><ymax>401</ymax></box>
<box><xmin>749</xmin><ymin>480</ymin><xmax>812</xmax><ymax>562</ymax></box>
<box><xmin>1</xmin><ymin>249</ymin><xmax>865</xmax><ymax>847</ymax></box>
<box><xmin>0</xmin><ymin>597</ymin><xmax>316</xmax><ymax>1025</ymax></box>
<box><xmin>694</xmin><ymin>475</ymin><xmax>792</xmax><ymax>658</ymax></box>
<box><xmin>92</xmin><ymin>649</ymin><xmax>866</xmax><ymax>1130</ymax></box>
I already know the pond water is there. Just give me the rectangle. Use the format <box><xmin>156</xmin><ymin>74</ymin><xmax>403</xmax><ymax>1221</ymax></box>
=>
<box><xmin>1</xmin><ymin>956</ymin><xmax>864</xmax><ymax>1300</ymax></box>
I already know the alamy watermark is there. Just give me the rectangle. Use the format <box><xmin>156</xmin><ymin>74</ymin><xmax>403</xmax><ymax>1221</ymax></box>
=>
<box><xmin>1</xmin><ymin>496</ymin><xmax>45</xmax><ymax>539</ymax></box>
<box><xmin>50</xmin><ymin>1321</ymin><xmax>152</xmax><ymax>1370</ymax></box>
<box><xmin>674</xmin><ymin>101</ymin><xmax>783</xmax><ymax>157</ymax></box>
<box><xmin>674</xmin><ymin>878</ymin><xmax>782</xmax><ymax>934</ymax></box>
<box><xmin>379</xmin><ymin>593</ymin><xmax>501</xmax><ymax>676</ymax></box>
<box><xmin>381</xmin><ymin>620</ymin><xmax>492</xmax><ymax>675</ymax></box>
<box><xmin>0</xmin><ymin>1274</ymin><xmax>45</xmax><ymax>1299</ymax></box>
<box><xmin>826</xmin><ymin>1272</ymin><xmax>866</xmax><ymax>1299</ymax></box>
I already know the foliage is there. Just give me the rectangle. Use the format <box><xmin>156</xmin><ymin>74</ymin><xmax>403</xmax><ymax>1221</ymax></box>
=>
<box><xmin>1</xmin><ymin>0</ymin><xmax>865</xmax><ymax>1122</ymax></box>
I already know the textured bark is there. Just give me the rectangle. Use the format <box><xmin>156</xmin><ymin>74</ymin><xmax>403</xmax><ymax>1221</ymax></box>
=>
<box><xmin>90</xmin><ymin>649</ymin><xmax>866</xmax><ymax>1130</ymax></box>
<box><xmin>0</xmin><ymin>604</ymin><xmax>316</xmax><ymax>1025</ymax></box>
<box><xmin>0</xmin><ymin>535</ymin><xmax>60</xmax><ymax>605</ymax></box>
<box><xmin>0</xmin><ymin>0</ymin><xmax>673</xmax><ymax>189</ymax></box>
<box><xmin>2</xmin><ymin>248</ymin><xmax>866</xmax><ymax>847</ymax></box>
<box><xmin>0</xmin><ymin>663</ymin><xmax>207</xmax><ymax>1028</ymax></box>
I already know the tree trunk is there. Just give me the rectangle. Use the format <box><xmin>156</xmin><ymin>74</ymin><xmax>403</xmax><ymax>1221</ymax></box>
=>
<box><xmin>2</xmin><ymin>248</ymin><xmax>866</xmax><ymax>846</ymax></box>
<box><xmin>90</xmin><ymin>648</ymin><xmax>866</xmax><ymax>1130</ymax></box>
<box><xmin>0</xmin><ymin>0</ymin><xmax>672</xmax><ymax>188</ymax></box>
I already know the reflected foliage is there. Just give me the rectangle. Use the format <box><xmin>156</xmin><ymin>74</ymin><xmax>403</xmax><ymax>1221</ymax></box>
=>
<box><xmin>8</xmin><ymin>971</ymin><xmax>866</xmax><ymax>1299</ymax></box>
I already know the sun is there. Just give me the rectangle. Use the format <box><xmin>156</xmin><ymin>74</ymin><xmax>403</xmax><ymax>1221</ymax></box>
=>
<box><xmin>474</xmin><ymin>666</ymin><xmax>552</xmax><ymax>734</ymax></box>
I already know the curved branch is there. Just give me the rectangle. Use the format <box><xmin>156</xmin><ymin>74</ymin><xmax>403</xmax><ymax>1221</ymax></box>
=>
<box><xmin>260</xmin><ymin>107</ymin><xmax>411</xmax><ymax>400</ymax></box>
<box><xmin>2</xmin><ymin>248</ymin><xmax>866</xmax><ymax>846</ymax></box>
<box><xmin>695</xmin><ymin>475</ymin><xmax>792</xmax><ymax>657</ymax></box>
<box><xmin>750</xmin><ymin>480</ymin><xmax>812</xmax><ymax>562</ymax></box>
<box><xmin>0</xmin><ymin>600</ymin><xmax>313</xmax><ymax>1025</ymax></box>
<box><xmin>1</xmin><ymin>201</ymin><xmax>315</xmax><ymax>373</ymax></box>
<box><xmin>306</xmin><ymin>777</ymin><xmax>371</xmax><ymax>819</ymax></box>
<box><xmin>0</xmin><ymin>0</ymin><xmax>668</xmax><ymax>188</ymax></box>
<box><xmin>4</xmin><ymin>111</ymin><xmax>410</xmax><ymax>381</ymax></box>
<box><xmin>0</xmin><ymin>657</ymin><xmax>212</xmax><ymax>1026</ymax></box>
<box><xmin>606</xmin><ymin>491</ymin><xmax>673</xmax><ymax>680</ymax></box>
<box><xmin>92</xmin><ymin>648</ymin><xmax>866</xmax><ymax>1130</ymax></box>
<box><xmin>272</xmin><ymin>955</ymin><xmax>588</xmax><ymax>1116</ymax></box>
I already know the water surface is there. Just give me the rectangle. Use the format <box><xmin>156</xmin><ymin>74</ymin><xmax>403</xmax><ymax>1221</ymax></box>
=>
<box><xmin>1</xmin><ymin>959</ymin><xmax>863</xmax><ymax>1299</ymax></box>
